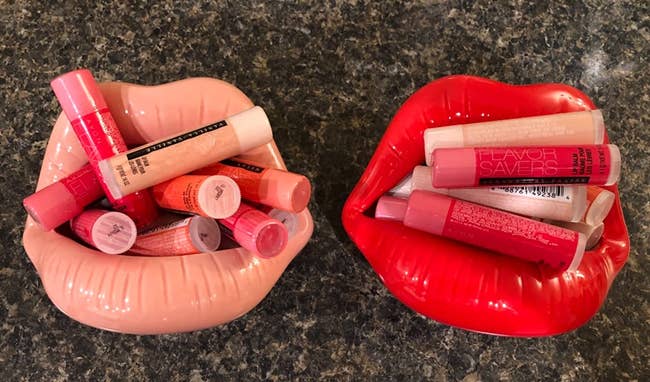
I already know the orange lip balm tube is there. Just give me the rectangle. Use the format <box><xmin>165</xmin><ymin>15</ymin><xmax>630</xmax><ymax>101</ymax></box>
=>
<box><xmin>193</xmin><ymin>158</ymin><xmax>311</xmax><ymax>213</ymax></box>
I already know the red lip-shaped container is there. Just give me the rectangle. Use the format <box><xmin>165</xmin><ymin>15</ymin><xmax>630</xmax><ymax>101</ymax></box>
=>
<box><xmin>342</xmin><ymin>75</ymin><xmax>630</xmax><ymax>337</ymax></box>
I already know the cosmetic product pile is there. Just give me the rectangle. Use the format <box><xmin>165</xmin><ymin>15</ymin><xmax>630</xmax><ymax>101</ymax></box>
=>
<box><xmin>375</xmin><ymin>111</ymin><xmax>620</xmax><ymax>272</ymax></box>
<box><xmin>23</xmin><ymin>69</ymin><xmax>311</xmax><ymax>259</ymax></box>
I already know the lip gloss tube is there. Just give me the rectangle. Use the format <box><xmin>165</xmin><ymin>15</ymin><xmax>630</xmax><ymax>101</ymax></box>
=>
<box><xmin>218</xmin><ymin>203</ymin><xmax>288</xmax><ymax>259</ymax></box>
<box><xmin>431</xmin><ymin>144</ymin><xmax>621</xmax><ymax>188</ymax></box>
<box><xmin>423</xmin><ymin>110</ymin><xmax>605</xmax><ymax>165</ymax></box>
<box><xmin>70</xmin><ymin>209</ymin><xmax>137</xmax><ymax>254</ymax></box>
<box><xmin>23</xmin><ymin>164</ymin><xmax>104</xmax><ymax>231</ymax></box>
<box><xmin>129</xmin><ymin>216</ymin><xmax>221</xmax><ymax>256</ymax></box>
<box><xmin>152</xmin><ymin>175</ymin><xmax>241</xmax><ymax>219</ymax></box>
<box><xmin>375</xmin><ymin>191</ymin><xmax>587</xmax><ymax>271</ymax></box>
<box><xmin>51</xmin><ymin>69</ymin><xmax>158</xmax><ymax>228</ymax></box>
<box><xmin>390</xmin><ymin>166</ymin><xmax>587</xmax><ymax>222</ymax></box>
<box><xmin>583</xmin><ymin>186</ymin><xmax>615</xmax><ymax>225</ymax></box>
<box><xmin>97</xmin><ymin>107</ymin><xmax>273</xmax><ymax>199</ymax></box>
<box><xmin>543</xmin><ymin>220</ymin><xmax>604</xmax><ymax>250</ymax></box>
<box><xmin>192</xmin><ymin>158</ymin><xmax>311</xmax><ymax>213</ymax></box>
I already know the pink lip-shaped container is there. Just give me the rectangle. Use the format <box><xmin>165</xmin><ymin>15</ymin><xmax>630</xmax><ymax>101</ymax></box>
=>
<box><xmin>22</xmin><ymin>78</ymin><xmax>313</xmax><ymax>334</ymax></box>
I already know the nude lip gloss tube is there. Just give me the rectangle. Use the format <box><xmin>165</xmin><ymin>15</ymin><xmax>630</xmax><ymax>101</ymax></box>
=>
<box><xmin>431</xmin><ymin>144</ymin><xmax>621</xmax><ymax>188</ymax></box>
<box><xmin>129</xmin><ymin>215</ymin><xmax>221</xmax><ymax>256</ymax></box>
<box><xmin>70</xmin><ymin>209</ymin><xmax>137</xmax><ymax>254</ymax></box>
<box><xmin>583</xmin><ymin>186</ymin><xmax>615</xmax><ymax>225</ymax></box>
<box><xmin>390</xmin><ymin>166</ymin><xmax>587</xmax><ymax>222</ymax></box>
<box><xmin>423</xmin><ymin>110</ymin><xmax>605</xmax><ymax>165</ymax></box>
<box><xmin>375</xmin><ymin>191</ymin><xmax>587</xmax><ymax>271</ymax></box>
<box><xmin>23</xmin><ymin>163</ymin><xmax>104</xmax><ymax>231</ymax></box>
<box><xmin>152</xmin><ymin>175</ymin><xmax>241</xmax><ymax>219</ymax></box>
<box><xmin>97</xmin><ymin>106</ymin><xmax>273</xmax><ymax>200</ymax></box>
<box><xmin>51</xmin><ymin>69</ymin><xmax>158</xmax><ymax>228</ymax></box>
<box><xmin>544</xmin><ymin>220</ymin><xmax>604</xmax><ymax>250</ymax></box>
<box><xmin>193</xmin><ymin>158</ymin><xmax>312</xmax><ymax>213</ymax></box>
<box><xmin>218</xmin><ymin>203</ymin><xmax>288</xmax><ymax>259</ymax></box>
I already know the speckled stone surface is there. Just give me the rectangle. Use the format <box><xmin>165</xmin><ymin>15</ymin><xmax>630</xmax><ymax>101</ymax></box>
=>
<box><xmin>0</xmin><ymin>1</ymin><xmax>648</xmax><ymax>380</ymax></box>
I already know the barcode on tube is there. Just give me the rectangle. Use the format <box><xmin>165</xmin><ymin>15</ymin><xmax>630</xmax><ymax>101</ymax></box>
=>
<box><xmin>489</xmin><ymin>186</ymin><xmax>571</xmax><ymax>201</ymax></box>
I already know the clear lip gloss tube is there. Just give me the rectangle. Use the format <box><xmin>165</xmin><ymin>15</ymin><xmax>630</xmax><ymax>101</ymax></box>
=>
<box><xmin>218</xmin><ymin>203</ymin><xmax>288</xmax><ymax>259</ymax></box>
<box><xmin>97</xmin><ymin>107</ymin><xmax>273</xmax><ymax>199</ymax></box>
<box><xmin>192</xmin><ymin>158</ymin><xmax>312</xmax><ymax>213</ymax></box>
<box><xmin>375</xmin><ymin>191</ymin><xmax>587</xmax><ymax>271</ymax></box>
<box><xmin>583</xmin><ymin>186</ymin><xmax>615</xmax><ymax>225</ymax></box>
<box><xmin>152</xmin><ymin>175</ymin><xmax>241</xmax><ymax>219</ymax></box>
<box><xmin>129</xmin><ymin>215</ymin><xmax>221</xmax><ymax>256</ymax></box>
<box><xmin>390</xmin><ymin>166</ymin><xmax>587</xmax><ymax>222</ymax></box>
<box><xmin>51</xmin><ymin>69</ymin><xmax>158</xmax><ymax>228</ymax></box>
<box><xmin>431</xmin><ymin>144</ymin><xmax>621</xmax><ymax>188</ymax></box>
<box><xmin>424</xmin><ymin>110</ymin><xmax>605</xmax><ymax>165</ymax></box>
<box><xmin>70</xmin><ymin>209</ymin><xmax>137</xmax><ymax>254</ymax></box>
<box><xmin>23</xmin><ymin>164</ymin><xmax>104</xmax><ymax>231</ymax></box>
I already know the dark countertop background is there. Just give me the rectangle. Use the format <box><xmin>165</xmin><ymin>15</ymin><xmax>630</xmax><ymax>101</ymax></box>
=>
<box><xmin>1</xmin><ymin>1</ymin><xmax>648</xmax><ymax>381</ymax></box>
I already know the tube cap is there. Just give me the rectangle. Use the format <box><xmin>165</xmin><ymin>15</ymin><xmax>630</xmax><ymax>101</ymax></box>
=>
<box><xmin>51</xmin><ymin>69</ymin><xmax>107</xmax><ymax>119</ymax></box>
<box><xmin>229</xmin><ymin>106</ymin><xmax>273</xmax><ymax>152</ymax></box>
<box><xmin>198</xmin><ymin>175</ymin><xmax>242</xmax><ymax>219</ymax></box>
<box><xmin>592</xmin><ymin>110</ymin><xmax>605</xmax><ymax>144</ymax></box>
<box><xmin>231</xmin><ymin>207</ymin><xmax>288</xmax><ymax>259</ymax></box>
<box><xmin>567</xmin><ymin>233</ymin><xmax>587</xmax><ymax>272</ymax></box>
<box><xmin>431</xmin><ymin>148</ymin><xmax>477</xmax><ymax>188</ymax></box>
<box><xmin>375</xmin><ymin>196</ymin><xmax>408</xmax><ymax>222</ymax></box>
<box><xmin>585</xmin><ymin>187</ymin><xmax>615</xmax><ymax>225</ymax></box>
<box><xmin>424</xmin><ymin>127</ymin><xmax>464</xmax><ymax>166</ymax></box>
<box><xmin>91</xmin><ymin>211</ymin><xmax>137</xmax><ymax>255</ymax></box>
<box><xmin>267</xmin><ymin>170</ymin><xmax>312</xmax><ymax>213</ymax></box>
<box><xmin>23</xmin><ymin>182</ymin><xmax>82</xmax><ymax>231</ymax></box>
<box><xmin>605</xmin><ymin>145</ymin><xmax>621</xmax><ymax>186</ymax></box>
<box><xmin>188</xmin><ymin>216</ymin><xmax>222</xmax><ymax>252</ymax></box>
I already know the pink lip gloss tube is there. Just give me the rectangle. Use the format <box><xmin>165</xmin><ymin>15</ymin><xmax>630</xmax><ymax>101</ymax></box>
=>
<box><xmin>583</xmin><ymin>186</ymin><xmax>615</xmax><ymax>225</ymax></box>
<box><xmin>70</xmin><ymin>209</ymin><xmax>137</xmax><ymax>254</ymax></box>
<box><xmin>129</xmin><ymin>215</ymin><xmax>221</xmax><ymax>256</ymax></box>
<box><xmin>192</xmin><ymin>158</ymin><xmax>312</xmax><ymax>213</ymax></box>
<box><xmin>431</xmin><ymin>144</ymin><xmax>621</xmax><ymax>188</ymax></box>
<box><xmin>255</xmin><ymin>204</ymin><xmax>300</xmax><ymax>238</ymax></box>
<box><xmin>97</xmin><ymin>107</ymin><xmax>273</xmax><ymax>199</ymax></box>
<box><xmin>423</xmin><ymin>110</ymin><xmax>605</xmax><ymax>165</ymax></box>
<box><xmin>218</xmin><ymin>202</ymin><xmax>288</xmax><ymax>259</ymax></box>
<box><xmin>375</xmin><ymin>190</ymin><xmax>587</xmax><ymax>271</ymax></box>
<box><xmin>51</xmin><ymin>69</ymin><xmax>158</xmax><ymax>228</ymax></box>
<box><xmin>23</xmin><ymin>163</ymin><xmax>104</xmax><ymax>231</ymax></box>
<box><xmin>390</xmin><ymin>166</ymin><xmax>587</xmax><ymax>222</ymax></box>
<box><xmin>152</xmin><ymin>175</ymin><xmax>241</xmax><ymax>219</ymax></box>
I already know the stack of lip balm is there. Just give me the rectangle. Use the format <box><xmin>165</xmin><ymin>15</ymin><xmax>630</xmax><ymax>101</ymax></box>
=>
<box><xmin>23</xmin><ymin>69</ymin><xmax>311</xmax><ymax>259</ymax></box>
<box><xmin>375</xmin><ymin>110</ymin><xmax>620</xmax><ymax>272</ymax></box>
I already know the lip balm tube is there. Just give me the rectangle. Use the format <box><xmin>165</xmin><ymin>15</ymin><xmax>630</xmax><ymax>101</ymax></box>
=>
<box><xmin>218</xmin><ymin>203</ymin><xmax>288</xmax><ymax>259</ymax></box>
<box><xmin>543</xmin><ymin>220</ymin><xmax>604</xmax><ymax>250</ymax></box>
<box><xmin>152</xmin><ymin>175</ymin><xmax>241</xmax><ymax>219</ymax></box>
<box><xmin>390</xmin><ymin>166</ymin><xmax>587</xmax><ymax>222</ymax></box>
<box><xmin>424</xmin><ymin>110</ymin><xmax>605</xmax><ymax>165</ymax></box>
<box><xmin>192</xmin><ymin>158</ymin><xmax>311</xmax><ymax>213</ymax></box>
<box><xmin>23</xmin><ymin>164</ymin><xmax>104</xmax><ymax>231</ymax></box>
<box><xmin>70</xmin><ymin>209</ymin><xmax>137</xmax><ymax>254</ymax></box>
<box><xmin>375</xmin><ymin>191</ymin><xmax>587</xmax><ymax>271</ymax></box>
<box><xmin>51</xmin><ymin>69</ymin><xmax>158</xmax><ymax>228</ymax></box>
<box><xmin>97</xmin><ymin>106</ymin><xmax>273</xmax><ymax>200</ymax></box>
<box><xmin>431</xmin><ymin>144</ymin><xmax>621</xmax><ymax>188</ymax></box>
<box><xmin>583</xmin><ymin>186</ymin><xmax>615</xmax><ymax>225</ymax></box>
<box><xmin>129</xmin><ymin>216</ymin><xmax>221</xmax><ymax>256</ymax></box>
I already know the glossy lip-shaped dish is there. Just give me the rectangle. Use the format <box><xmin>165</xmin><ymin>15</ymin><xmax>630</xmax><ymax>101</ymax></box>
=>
<box><xmin>342</xmin><ymin>75</ymin><xmax>630</xmax><ymax>337</ymax></box>
<box><xmin>22</xmin><ymin>78</ymin><xmax>314</xmax><ymax>335</ymax></box>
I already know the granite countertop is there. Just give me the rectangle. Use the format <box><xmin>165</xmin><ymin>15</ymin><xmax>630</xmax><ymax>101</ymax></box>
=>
<box><xmin>1</xmin><ymin>1</ymin><xmax>648</xmax><ymax>380</ymax></box>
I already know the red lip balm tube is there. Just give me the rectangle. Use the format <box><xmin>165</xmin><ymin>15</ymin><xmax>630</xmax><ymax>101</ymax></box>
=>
<box><xmin>431</xmin><ymin>144</ymin><xmax>621</xmax><ymax>188</ymax></box>
<box><xmin>375</xmin><ymin>190</ymin><xmax>587</xmax><ymax>271</ymax></box>
<box><xmin>51</xmin><ymin>69</ymin><xmax>158</xmax><ymax>228</ymax></box>
<box><xmin>23</xmin><ymin>163</ymin><xmax>103</xmax><ymax>231</ymax></box>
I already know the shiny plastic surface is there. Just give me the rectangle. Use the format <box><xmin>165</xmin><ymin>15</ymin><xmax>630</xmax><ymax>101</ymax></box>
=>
<box><xmin>23</xmin><ymin>78</ymin><xmax>313</xmax><ymax>334</ymax></box>
<box><xmin>342</xmin><ymin>75</ymin><xmax>629</xmax><ymax>337</ymax></box>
